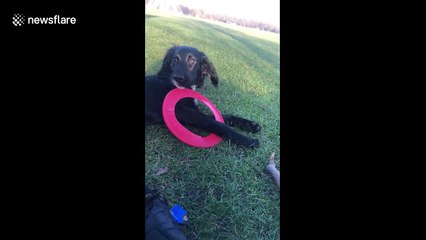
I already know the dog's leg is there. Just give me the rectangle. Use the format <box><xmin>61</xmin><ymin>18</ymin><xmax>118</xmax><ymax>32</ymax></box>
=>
<box><xmin>176</xmin><ymin>110</ymin><xmax>260</xmax><ymax>148</ymax></box>
<box><xmin>209</xmin><ymin>115</ymin><xmax>261</xmax><ymax>133</ymax></box>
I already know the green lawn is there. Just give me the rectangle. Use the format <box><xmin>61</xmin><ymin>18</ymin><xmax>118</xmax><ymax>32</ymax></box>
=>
<box><xmin>145</xmin><ymin>10</ymin><xmax>280</xmax><ymax>240</ymax></box>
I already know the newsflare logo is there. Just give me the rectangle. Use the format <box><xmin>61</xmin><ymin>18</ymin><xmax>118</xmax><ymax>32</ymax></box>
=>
<box><xmin>12</xmin><ymin>13</ymin><xmax>25</xmax><ymax>26</ymax></box>
<box><xmin>12</xmin><ymin>13</ymin><xmax>77</xmax><ymax>27</ymax></box>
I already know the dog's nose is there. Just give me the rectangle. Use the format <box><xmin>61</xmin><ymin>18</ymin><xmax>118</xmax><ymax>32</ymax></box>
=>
<box><xmin>173</xmin><ymin>75</ymin><xmax>185</xmax><ymax>83</ymax></box>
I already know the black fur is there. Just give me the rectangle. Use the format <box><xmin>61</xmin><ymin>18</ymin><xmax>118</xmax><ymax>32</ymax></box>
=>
<box><xmin>145</xmin><ymin>46</ymin><xmax>261</xmax><ymax>148</ymax></box>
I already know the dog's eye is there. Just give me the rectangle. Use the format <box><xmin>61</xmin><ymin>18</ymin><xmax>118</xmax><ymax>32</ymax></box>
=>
<box><xmin>173</xmin><ymin>58</ymin><xmax>179</xmax><ymax>63</ymax></box>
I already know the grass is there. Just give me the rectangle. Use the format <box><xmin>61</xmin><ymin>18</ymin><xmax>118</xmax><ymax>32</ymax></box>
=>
<box><xmin>145</xmin><ymin>9</ymin><xmax>280</xmax><ymax>240</ymax></box>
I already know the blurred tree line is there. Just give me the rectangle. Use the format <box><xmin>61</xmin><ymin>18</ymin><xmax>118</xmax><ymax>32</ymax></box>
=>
<box><xmin>145</xmin><ymin>0</ymin><xmax>280</xmax><ymax>33</ymax></box>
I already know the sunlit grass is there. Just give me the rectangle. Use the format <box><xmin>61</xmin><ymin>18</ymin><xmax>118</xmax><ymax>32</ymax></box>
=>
<box><xmin>145</xmin><ymin>10</ymin><xmax>280</xmax><ymax>240</ymax></box>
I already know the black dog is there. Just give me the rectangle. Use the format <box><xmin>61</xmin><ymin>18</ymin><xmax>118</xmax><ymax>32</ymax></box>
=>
<box><xmin>145</xmin><ymin>46</ymin><xmax>261</xmax><ymax>148</ymax></box>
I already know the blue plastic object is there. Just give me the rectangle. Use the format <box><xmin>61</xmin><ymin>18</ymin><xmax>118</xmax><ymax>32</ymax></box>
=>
<box><xmin>170</xmin><ymin>204</ymin><xmax>188</xmax><ymax>224</ymax></box>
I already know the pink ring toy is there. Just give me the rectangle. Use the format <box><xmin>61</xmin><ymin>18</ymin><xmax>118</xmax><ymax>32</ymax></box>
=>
<box><xmin>162</xmin><ymin>88</ymin><xmax>224</xmax><ymax>148</ymax></box>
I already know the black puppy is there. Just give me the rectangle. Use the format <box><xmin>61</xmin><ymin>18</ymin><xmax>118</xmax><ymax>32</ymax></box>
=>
<box><xmin>145</xmin><ymin>46</ymin><xmax>261</xmax><ymax>147</ymax></box>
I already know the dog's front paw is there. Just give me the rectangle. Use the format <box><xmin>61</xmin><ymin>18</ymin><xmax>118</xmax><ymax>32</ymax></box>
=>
<box><xmin>249</xmin><ymin>139</ymin><xmax>260</xmax><ymax>148</ymax></box>
<box><xmin>248</xmin><ymin>121</ymin><xmax>261</xmax><ymax>133</ymax></box>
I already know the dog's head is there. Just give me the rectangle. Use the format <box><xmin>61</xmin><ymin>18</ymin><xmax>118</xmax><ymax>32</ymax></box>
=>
<box><xmin>157</xmin><ymin>46</ymin><xmax>218</xmax><ymax>89</ymax></box>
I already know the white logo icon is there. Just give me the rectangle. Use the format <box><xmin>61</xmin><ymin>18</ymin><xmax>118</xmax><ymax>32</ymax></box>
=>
<box><xmin>12</xmin><ymin>13</ymin><xmax>25</xmax><ymax>26</ymax></box>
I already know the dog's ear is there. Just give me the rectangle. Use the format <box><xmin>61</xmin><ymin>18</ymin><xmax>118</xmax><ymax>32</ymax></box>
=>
<box><xmin>158</xmin><ymin>46</ymin><xmax>177</xmax><ymax>75</ymax></box>
<box><xmin>201</xmin><ymin>55</ymin><xmax>219</xmax><ymax>86</ymax></box>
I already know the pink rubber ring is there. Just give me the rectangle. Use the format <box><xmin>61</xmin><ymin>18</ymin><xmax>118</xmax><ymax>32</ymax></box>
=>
<box><xmin>162</xmin><ymin>88</ymin><xmax>224</xmax><ymax>148</ymax></box>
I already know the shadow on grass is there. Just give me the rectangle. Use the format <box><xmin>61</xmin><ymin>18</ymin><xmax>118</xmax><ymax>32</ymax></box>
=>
<box><xmin>145</xmin><ymin>14</ymin><xmax>159</xmax><ymax>20</ymax></box>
